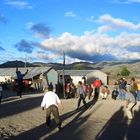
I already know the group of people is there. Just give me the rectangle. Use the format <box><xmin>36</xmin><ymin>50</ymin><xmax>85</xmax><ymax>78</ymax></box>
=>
<box><xmin>112</xmin><ymin>77</ymin><xmax>140</xmax><ymax>119</ymax></box>
<box><xmin>40</xmin><ymin>79</ymin><xmax>102</xmax><ymax>130</ymax></box>
<box><xmin>1</xmin><ymin>74</ymin><xmax>139</xmax><ymax>130</ymax></box>
<box><xmin>65</xmin><ymin>81</ymin><xmax>76</xmax><ymax>99</ymax></box>
<box><xmin>40</xmin><ymin>77</ymin><xmax>140</xmax><ymax>130</ymax></box>
<box><xmin>112</xmin><ymin>77</ymin><xmax>140</xmax><ymax>101</ymax></box>
<box><xmin>65</xmin><ymin>80</ymin><xmax>96</xmax><ymax>100</ymax></box>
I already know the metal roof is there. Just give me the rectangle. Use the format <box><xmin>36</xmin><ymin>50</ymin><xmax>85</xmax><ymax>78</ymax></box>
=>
<box><xmin>57</xmin><ymin>70</ymin><xmax>103</xmax><ymax>76</ymax></box>
<box><xmin>0</xmin><ymin>67</ymin><xmax>53</xmax><ymax>79</ymax></box>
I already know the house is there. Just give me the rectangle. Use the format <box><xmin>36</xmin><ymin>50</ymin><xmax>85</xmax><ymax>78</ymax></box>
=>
<box><xmin>57</xmin><ymin>70</ymin><xmax>108</xmax><ymax>86</ymax></box>
<box><xmin>0</xmin><ymin>67</ymin><xmax>58</xmax><ymax>91</ymax></box>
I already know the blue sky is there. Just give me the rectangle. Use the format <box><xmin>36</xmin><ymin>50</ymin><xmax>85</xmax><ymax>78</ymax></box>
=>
<box><xmin>0</xmin><ymin>0</ymin><xmax>140</xmax><ymax>64</ymax></box>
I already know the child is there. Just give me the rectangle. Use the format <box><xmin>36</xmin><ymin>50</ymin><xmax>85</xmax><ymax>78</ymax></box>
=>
<box><xmin>100</xmin><ymin>86</ymin><xmax>110</xmax><ymax>100</ymax></box>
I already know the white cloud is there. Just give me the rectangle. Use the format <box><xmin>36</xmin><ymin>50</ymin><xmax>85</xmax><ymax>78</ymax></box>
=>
<box><xmin>97</xmin><ymin>25</ymin><xmax>115</xmax><ymax>33</ymax></box>
<box><xmin>99</xmin><ymin>14</ymin><xmax>140</xmax><ymax>31</ymax></box>
<box><xmin>65</xmin><ymin>11</ymin><xmax>77</xmax><ymax>17</ymax></box>
<box><xmin>27</xmin><ymin>14</ymin><xmax>140</xmax><ymax>63</ymax></box>
<box><xmin>110</xmin><ymin>0</ymin><xmax>140</xmax><ymax>4</ymax></box>
<box><xmin>33</xmin><ymin>52</ymin><xmax>60</xmax><ymax>61</ymax></box>
<box><xmin>38</xmin><ymin>31</ymin><xmax>140</xmax><ymax>62</ymax></box>
<box><xmin>33</xmin><ymin>51</ymin><xmax>81</xmax><ymax>64</ymax></box>
<box><xmin>5</xmin><ymin>0</ymin><xmax>33</xmax><ymax>9</ymax></box>
<box><xmin>117</xmin><ymin>32</ymin><xmax>140</xmax><ymax>47</ymax></box>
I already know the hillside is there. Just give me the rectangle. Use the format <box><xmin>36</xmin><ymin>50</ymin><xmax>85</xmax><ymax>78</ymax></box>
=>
<box><xmin>0</xmin><ymin>60</ymin><xmax>139</xmax><ymax>77</ymax></box>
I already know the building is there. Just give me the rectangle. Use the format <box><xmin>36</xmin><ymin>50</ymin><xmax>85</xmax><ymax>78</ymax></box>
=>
<box><xmin>57</xmin><ymin>70</ymin><xmax>108</xmax><ymax>86</ymax></box>
<box><xmin>0</xmin><ymin>67</ymin><xmax>58</xmax><ymax>91</ymax></box>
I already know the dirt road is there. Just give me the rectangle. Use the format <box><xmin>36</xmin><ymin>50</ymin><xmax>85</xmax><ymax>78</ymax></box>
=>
<box><xmin>0</xmin><ymin>92</ymin><xmax>140</xmax><ymax>140</ymax></box>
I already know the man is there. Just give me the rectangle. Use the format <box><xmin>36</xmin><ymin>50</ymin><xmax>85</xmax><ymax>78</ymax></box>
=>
<box><xmin>93</xmin><ymin>79</ymin><xmax>102</xmax><ymax>99</ymax></box>
<box><xmin>118</xmin><ymin>78</ymin><xmax>126</xmax><ymax>100</ymax></box>
<box><xmin>130</xmin><ymin>77</ymin><xmax>138</xmax><ymax>98</ymax></box>
<box><xmin>16</xmin><ymin>69</ymin><xmax>28</xmax><ymax>98</ymax></box>
<box><xmin>41</xmin><ymin>87</ymin><xmax>64</xmax><ymax>130</ymax></box>
<box><xmin>124</xmin><ymin>85</ymin><xmax>137</xmax><ymax>119</ymax></box>
<box><xmin>76</xmin><ymin>81</ymin><xmax>87</xmax><ymax>110</ymax></box>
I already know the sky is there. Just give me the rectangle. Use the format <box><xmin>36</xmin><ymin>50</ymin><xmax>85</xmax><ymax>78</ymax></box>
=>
<box><xmin>0</xmin><ymin>0</ymin><xmax>140</xmax><ymax>64</ymax></box>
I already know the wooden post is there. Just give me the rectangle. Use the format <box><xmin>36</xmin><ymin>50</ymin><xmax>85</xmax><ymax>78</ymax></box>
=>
<box><xmin>62</xmin><ymin>51</ymin><xmax>66</xmax><ymax>98</ymax></box>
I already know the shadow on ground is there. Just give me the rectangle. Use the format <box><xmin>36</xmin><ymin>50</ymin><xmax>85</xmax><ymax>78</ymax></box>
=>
<box><xmin>8</xmin><ymin>96</ymin><xmax>100</xmax><ymax>140</ymax></box>
<box><xmin>95</xmin><ymin>106</ymin><xmax>140</xmax><ymax>140</ymax></box>
<box><xmin>0</xmin><ymin>95</ymin><xmax>43</xmax><ymax>119</ymax></box>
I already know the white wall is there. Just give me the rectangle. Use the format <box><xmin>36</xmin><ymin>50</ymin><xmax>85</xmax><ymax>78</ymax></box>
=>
<box><xmin>0</xmin><ymin>76</ymin><xmax>12</xmax><ymax>82</ymax></box>
<box><xmin>71</xmin><ymin>76</ymin><xmax>83</xmax><ymax>86</ymax></box>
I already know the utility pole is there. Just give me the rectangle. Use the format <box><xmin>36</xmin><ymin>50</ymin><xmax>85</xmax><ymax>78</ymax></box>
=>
<box><xmin>62</xmin><ymin>51</ymin><xmax>66</xmax><ymax>98</ymax></box>
<box><xmin>25</xmin><ymin>54</ymin><xmax>27</xmax><ymax>68</ymax></box>
<box><xmin>16</xmin><ymin>60</ymin><xmax>18</xmax><ymax>72</ymax></box>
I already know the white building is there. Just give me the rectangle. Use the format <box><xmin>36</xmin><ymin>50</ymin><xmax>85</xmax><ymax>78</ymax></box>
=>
<box><xmin>58</xmin><ymin>70</ymin><xmax>108</xmax><ymax>86</ymax></box>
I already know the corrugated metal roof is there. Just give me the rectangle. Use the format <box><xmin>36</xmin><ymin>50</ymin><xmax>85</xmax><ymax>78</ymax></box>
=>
<box><xmin>57</xmin><ymin>70</ymin><xmax>99</xmax><ymax>76</ymax></box>
<box><xmin>0</xmin><ymin>67</ymin><xmax>53</xmax><ymax>79</ymax></box>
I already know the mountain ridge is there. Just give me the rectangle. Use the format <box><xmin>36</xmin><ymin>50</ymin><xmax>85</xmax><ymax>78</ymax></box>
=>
<box><xmin>0</xmin><ymin>60</ymin><xmax>139</xmax><ymax>77</ymax></box>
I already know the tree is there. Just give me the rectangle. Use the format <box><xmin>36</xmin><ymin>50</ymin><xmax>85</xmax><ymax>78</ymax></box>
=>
<box><xmin>72</xmin><ymin>64</ymin><xmax>85</xmax><ymax>70</ymax></box>
<box><xmin>120</xmin><ymin>66</ymin><xmax>130</xmax><ymax>76</ymax></box>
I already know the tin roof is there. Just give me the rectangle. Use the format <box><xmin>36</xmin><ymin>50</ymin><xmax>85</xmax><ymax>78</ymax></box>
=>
<box><xmin>0</xmin><ymin>67</ymin><xmax>53</xmax><ymax>79</ymax></box>
<box><xmin>57</xmin><ymin>70</ymin><xmax>104</xmax><ymax>76</ymax></box>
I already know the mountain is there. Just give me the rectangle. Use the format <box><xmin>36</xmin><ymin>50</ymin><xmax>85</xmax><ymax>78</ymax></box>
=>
<box><xmin>0</xmin><ymin>60</ymin><xmax>139</xmax><ymax>77</ymax></box>
<box><xmin>0</xmin><ymin>61</ymin><xmax>37</xmax><ymax>68</ymax></box>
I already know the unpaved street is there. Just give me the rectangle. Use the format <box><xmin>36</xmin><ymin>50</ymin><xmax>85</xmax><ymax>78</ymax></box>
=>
<box><xmin>0</xmin><ymin>92</ymin><xmax>140</xmax><ymax>140</ymax></box>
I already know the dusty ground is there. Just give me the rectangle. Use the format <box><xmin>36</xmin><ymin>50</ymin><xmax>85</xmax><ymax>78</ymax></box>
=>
<box><xmin>0</xmin><ymin>91</ymin><xmax>140</xmax><ymax>140</ymax></box>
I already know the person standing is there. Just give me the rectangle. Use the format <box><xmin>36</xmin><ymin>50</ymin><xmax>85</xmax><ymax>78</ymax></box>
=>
<box><xmin>130</xmin><ymin>77</ymin><xmax>138</xmax><ymax>99</ymax></box>
<box><xmin>41</xmin><ymin>87</ymin><xmax>64</xmax><ymax>130</ymax></box>
<box><xmin>76</xmin><ymin>81</ymin><xmax>87</xmax><ymax>110</ymax></box>
<box><xmin>16</xmin><ymin>69</ymin><xmax>28</xmax><ymax>98</ymax></box>
<box><xmin>136</xmin><ymin>79</ymin><xmax>140</xmax><ymax>101</ymax></box>
<box><xmin>118</xmin><ymin>78</ymin><xmax>126</xmax><ymax>100</ymax></box>
<box><xmin>93</xmin><ymin>79</ymin><xmax>102</xmax><ymax>99</ymax></box>
<box><xmin>48</xmin><ymin>82</ymin><xmax>54</xmax><ymax>91</ymax></box>
<box><xmin>124</xmin><ymin>85</ymin><xmax>137</xmax><ymax>119</ymax></box>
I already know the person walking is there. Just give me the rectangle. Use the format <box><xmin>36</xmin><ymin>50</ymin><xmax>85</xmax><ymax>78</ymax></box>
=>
<box><xmin>76</xmin><ymin>81</ymin><xmax>87</xmax><ymax>110</ymax></box>
<box><xmin>130</xmin><ymin>77</ymin><xmax>138</xmax><ymax>99</ymax></box>
<box><xmin>118</xmin><ymin>78</ymin><xmax>126</xmax><ymax>100</ymax></box>
<box><xmin>136</xmin><ymin>79</ymin><xmax>140</xmax><ymax>101</ymax></box>
<box><xmin>124</xmin><ymin>85</ymin><xmax>137</xmax><ymax>119</ymax></box>
<box><xmin>41</xmin><ymin>86</ymin><xmax>64</xmax><ymax>130</ymax></box>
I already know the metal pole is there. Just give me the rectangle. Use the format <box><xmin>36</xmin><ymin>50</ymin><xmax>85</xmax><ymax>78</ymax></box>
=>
<box><xmin>62</xmin><ymin>51</ymin><xmax>66</xmax><ymax>98</ymax></box>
